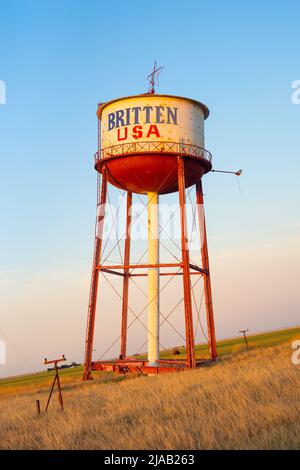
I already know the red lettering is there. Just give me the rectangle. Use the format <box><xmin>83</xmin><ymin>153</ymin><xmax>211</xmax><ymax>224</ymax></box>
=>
<box><xmin>132</xmin><ymin>125</ymin><xmax>143</xmax><ymax>139</ymax></box>
<box><xmin>146</xmin><ymin>125</ymin><xmax>160</xmax><ymax>138</ymax></box>
<box><xmin>117</xmin><ymin>127</ymin><xmax>128</xmax><ymax>141</ymax></box>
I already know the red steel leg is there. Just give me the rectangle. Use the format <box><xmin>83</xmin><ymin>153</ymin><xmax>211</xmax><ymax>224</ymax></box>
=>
<box><xmin>120</xmin><ymin>191</ymin><xmax>132</xmax><ymax>359</ymax></box>
<box><xmin>196</xmin><ymin>180</ymin><xmax>217</xmax><ymax>360</ymax></box>
<box><xmin>178</xmin><ymin>157</ymin><xmax>196</xmax><ymax>368</ymax></box>
<box><xmin>83</xmin><ymin>168</ymin><xmax>108</xmax><ymax>380</ymax></box>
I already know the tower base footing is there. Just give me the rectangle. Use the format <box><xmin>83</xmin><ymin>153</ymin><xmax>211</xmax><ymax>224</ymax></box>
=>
<box><xmin>90</xmin><ymin>358</ymin><xmax>214</xmax><ymax>375</ymax></box>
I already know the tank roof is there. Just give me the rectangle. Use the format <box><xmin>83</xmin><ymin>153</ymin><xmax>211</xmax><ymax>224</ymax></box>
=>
<box><xmin>97</xmin><ymin>93</ymin><xmax>210</xmax><ymax>120</ymax></box>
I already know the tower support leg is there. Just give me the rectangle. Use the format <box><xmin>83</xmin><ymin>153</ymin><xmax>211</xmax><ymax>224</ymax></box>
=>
<box><xmin>83</xmin><ymin>168</ymin><xmax>108</xmax><ymax>380</ymax></box>
<box><xmin>196</xmin><ymin>180</ymin><xmax>217</xmax><ymax>360</ymax></box>
<box><xmin>178</xmin><ymin>157</ymin><xmax>196</xmax><ymax>368</ymax></box>
<box><xmin>120</xmin><ymin>191</ymin><xmax>132</xmax><ymax>359</ymax></box>
<box><xmin>147</xmin><ymin>192</ymin><xmax>160</xmax><ymax>366</ymax></box>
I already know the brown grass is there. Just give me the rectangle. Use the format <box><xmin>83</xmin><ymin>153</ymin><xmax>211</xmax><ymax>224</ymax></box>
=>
<box><xmin>0</xmin><ymin>343</ymin><xmax>299</xmax><ymax>450</ymax></box>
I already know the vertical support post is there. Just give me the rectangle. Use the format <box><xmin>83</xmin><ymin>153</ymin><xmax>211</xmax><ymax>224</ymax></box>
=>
<box><xmin>83</xmin><ymin>168</ymin><xmax>108</xmax><ymax>380</ymax></box>
<box><xmin>178</xmin><ymin>157</ymin><xmax>196</xmax><ymax>368</ymax></box>
<box><xmin>45</xmin><ymin>374</ymin><xmax>57</xmax><ymax>412</ymax></box>
<box><xmin>120</xmin><ymin>191</ymin><xmax>132</xmax><ymax>359</ymax></box>
<box><xmin>243</xmin><ymin>332</ymin><xmax>249</xmax><ymax>350</ymax></box>
<box><xmin>55</xmin><ymin>363</ymin><xmax>64</xmax><ymax>411</ymax></box>
<box><xmin>196</xmin><ymin>180</ymin><xmax>217</xmax><ymax>360</ymax></box>
<box><xmin>147</xmin><ymin>192</ymin><xmax>160</xmax><ymax>366</ymax></box>
<box><xmin>239</xmin><ymin>329</ymin><xmax>249</xmax><ymax>351</ymax></box>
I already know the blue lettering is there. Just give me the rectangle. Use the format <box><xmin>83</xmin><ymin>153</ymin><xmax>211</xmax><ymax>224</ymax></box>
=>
<box><xmin>155</xmin><ymin>106</ymin><xmax>165</xmax><ymax>123</ymax></box>
<box><xmin>131</xmin><ymin>106</ymin><xmax>142</xmax><ymax>124</ymax></box>
<box><xmin>115</xmin><ymin>109</ymin><xmax>125</xmax><ymax>128</ymax></box>
<box><xmin>125</xmin><ymin>108</ymin><xmax>131</xmax><ymax>126</ymax></box>
<box><xmin>167</xmin><ymin>107</ymin><xmax>178</xmax><ymax>125</ymax></box>
<box><xmin>108</xmin><ymin>112</ymin><xmax>115</xmax><ymax>130</ymax></box>
<box><xmin>143</xmin><ymin>106</ymin><xmax>153</xmax><ymax>123</ymax></box>
<box><xmin>107</xmin><ymin>106</ymin><xmax>179</xmax><ymax>130</ymax></box>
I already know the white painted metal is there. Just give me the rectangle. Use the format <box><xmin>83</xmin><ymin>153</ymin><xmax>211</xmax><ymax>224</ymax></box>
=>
<box><xmin>147</xmin><ymin>192</ymin><xmax>160</xmax><ymax>366</ymax></box>
<box><xmin>100</xmin><ymin>94</ymin><xmax>208</xmax><ymax>151</ymax></box>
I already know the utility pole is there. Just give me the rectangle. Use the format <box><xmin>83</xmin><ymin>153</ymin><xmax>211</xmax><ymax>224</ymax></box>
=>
<box><xmin>239</xmin><ymin>329</ymin><xmax>249</xmax><ymax>351</ymax></box>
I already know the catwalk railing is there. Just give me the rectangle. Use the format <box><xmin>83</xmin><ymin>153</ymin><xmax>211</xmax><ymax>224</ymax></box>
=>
<box><xmin>94</xmin><ymin>141</ymin><xmax>212</xmax><ymax>162</ymax></box>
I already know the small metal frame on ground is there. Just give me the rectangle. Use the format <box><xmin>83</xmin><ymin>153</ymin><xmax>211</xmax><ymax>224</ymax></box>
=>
<box><xmin>44</xmin><ymin>355</ymin><xmax>66</xmax><ymax>412</ymax></box>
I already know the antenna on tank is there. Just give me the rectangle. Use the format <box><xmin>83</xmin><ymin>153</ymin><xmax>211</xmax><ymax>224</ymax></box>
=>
<box><xmin>147</xmin><ymin>61</ymin><xmax>164</xmax><ymax>94</ymax></box>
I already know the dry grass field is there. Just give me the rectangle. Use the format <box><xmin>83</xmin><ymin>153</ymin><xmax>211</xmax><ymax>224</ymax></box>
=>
<box><xmin>0</xmin><ymin>329</ymin><xmax>299</xmax><ymax>450</ymax></box>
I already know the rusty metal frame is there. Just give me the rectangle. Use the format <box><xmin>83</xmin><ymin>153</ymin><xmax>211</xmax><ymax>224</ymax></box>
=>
<box><xmin>96</xmin><ymin>263</ymin><xmax>207</xmax><ymax>272</ymax></box>
<box><xmin>83</xmin><ymin>155</ymin><xmax>217</xmax><ymax>378</ymax></box>
<box><xmin>91</xmin><ymin>357</ymin><xmax>209</xmax><ymax>375</ymax></box>
<box><xmin>97</xmin><ymin>262</ymin><xmax>182</xmax><ymax>270</ymax></box>
<box><xmin>129</xmin><ymin>271</ymin><xmax>203</xmax><ymax>277</ymax></box>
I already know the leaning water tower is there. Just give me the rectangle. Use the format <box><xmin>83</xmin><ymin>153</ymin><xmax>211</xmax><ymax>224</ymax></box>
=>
<box><xmin>83</xmin><ymin>72</ymin><xmax>218</xmax><ymax>380</ymax></box>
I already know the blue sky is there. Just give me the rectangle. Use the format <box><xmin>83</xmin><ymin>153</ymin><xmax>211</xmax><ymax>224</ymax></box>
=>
<box><xmin>0</xmin><ymin>0</ymin><xmax>299</xmax><ymax>376</ymax></box>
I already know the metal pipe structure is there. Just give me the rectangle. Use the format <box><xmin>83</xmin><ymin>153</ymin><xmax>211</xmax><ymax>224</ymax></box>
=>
<box><xmin>147</xmin><ymin>192</ymin><xmax>160</xmax><ymax>366</ymax></box>
<box><xmin>196</xmin><ymin>180</ymin><xmax>217</xmax><ymax>360</ymax></box>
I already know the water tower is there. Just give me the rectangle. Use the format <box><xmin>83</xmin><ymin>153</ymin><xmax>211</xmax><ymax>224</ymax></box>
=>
<box><xmin>83</xmin><ymin>84</ymin><xmax>218</xmax><ymax>380</ymax></box>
